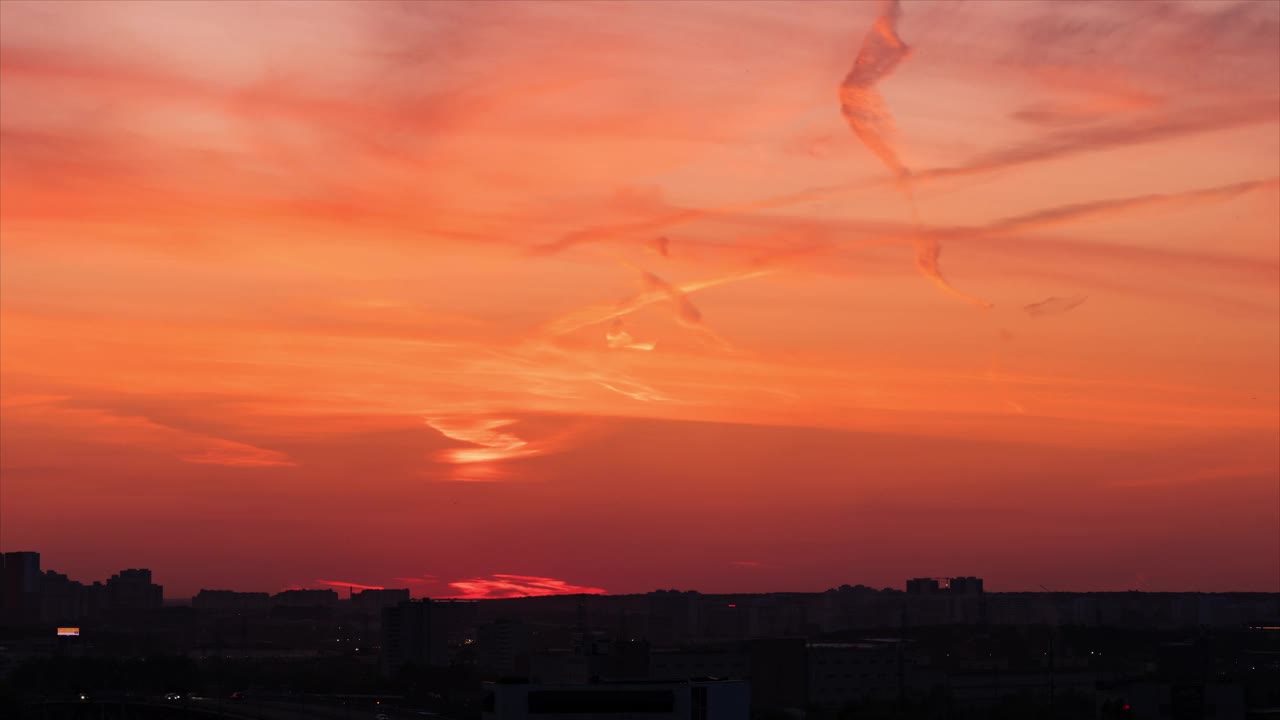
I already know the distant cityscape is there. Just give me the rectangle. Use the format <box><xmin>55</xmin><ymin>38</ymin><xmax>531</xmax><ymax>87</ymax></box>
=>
<box><xmin>2</xmin><ymin>550</ymin><xmax>1278</xmax><ymax>719</ymax></box>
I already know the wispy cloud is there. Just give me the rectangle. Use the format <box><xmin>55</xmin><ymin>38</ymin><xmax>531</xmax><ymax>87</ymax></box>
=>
<box><xmin>392</xmin><ymin>575</ymin><xmax>438</xmax><ymax>586</ymax></box>
<box><xmin>606</xmin><ymin>318</ymin><xmax>655</xmax><ymax>351</ymax></box>
<box><xmin>422</xmin><ymin>413</ymin><xmax>594</xmax><ymax>480</ymax></box>
<box><xmin>445</xmin><ymin>574</ymin><xmax>606</xmax><ymax>599</ymax></box>
<box><xmin>315</xmin><ymin>579</ymin><xmax>385</xmax><ymax>591</ymax></box>
<box><xmin>1</xmin><ymin>395</ymin><xmax>295</xmax><ymax>468</ymax></box>
<box><xmin>595</xmin><ymin>379</ymin><xmax>672</xmax><ymax>404</ymax></box>
<box><xmin>423</xmin><ymin>416</ymin><xmax>556</xmax><ymax>480</ymax></box>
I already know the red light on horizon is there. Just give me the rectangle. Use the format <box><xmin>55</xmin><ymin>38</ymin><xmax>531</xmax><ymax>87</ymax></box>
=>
<box><xmin>445</xmin><ymin>573</ymin><xmax>606</xmax><ymax>599</ymax></box>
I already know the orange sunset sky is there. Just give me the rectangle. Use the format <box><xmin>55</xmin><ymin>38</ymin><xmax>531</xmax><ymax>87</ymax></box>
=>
<box><xmin>1</xmin><ymin>0</ymin><xmax>1277</xmax><ymax>599</ymax></box>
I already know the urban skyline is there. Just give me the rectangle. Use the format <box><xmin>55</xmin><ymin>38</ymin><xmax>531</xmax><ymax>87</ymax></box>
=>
<box><xmin>5</xmin><ymin>548</ymin><xmax>1278</xmax><ymax>718</ymax></box>
<box><xmin>6</xmin><ymin>550</ymin><xmax>1277</xmax><ymax>606</ymax></box>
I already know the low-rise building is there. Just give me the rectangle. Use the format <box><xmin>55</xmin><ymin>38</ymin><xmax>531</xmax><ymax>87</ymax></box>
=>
<box><xmin>482</xmin><ymin>679</ymin><xmax>749</xmax><ymax>720</ymax></box>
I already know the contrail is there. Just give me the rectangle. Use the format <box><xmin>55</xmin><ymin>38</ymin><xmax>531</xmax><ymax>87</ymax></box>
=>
<box><xmin>537</xmin><ymin>103</ymin><xmax>1276</xmax><ymax>253</ymax></box>
<box><xmin>1024</xmin><ymin>295</ymin><xmax>1087</xmax><ymax>317</ymax></box>
<box><xmin>839</xmin><ymin>0</ymin><xmax>990</xmax><ymax>308</ymax></box>
<box><xmin>913</xmin><ymin>237</ymin><xmax>991</xmax><ymax>308</ymax></box>
<box><xmin>544</xmin><ymin>268</ymin><xmax>775</xmax><ymax>337</ymax></box>
<box><xmin>641</xmin><ymin>271</ymin><xmax>703</xmax><ymax>327</ymax></box>
<box><xmin>839</xmin><ymin>0</ymin><xmax>913</xmax><ymax>184</ymax></box>
<box><xmin>743</xmin><ymin>177</ymin><xmax>1280</xmax><ymax>278</ymax></box>
<box><xmin>638</xmin><ymin>269</ymin><xmax>744</xmax><ymax>349</ymax></box>
<box><xmin>976</xmin><ymin>177</ymin><xmax>1280</xmax><ymax>236</ymax></box>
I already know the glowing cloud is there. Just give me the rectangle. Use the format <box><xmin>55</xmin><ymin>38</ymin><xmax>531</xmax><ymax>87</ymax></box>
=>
<box><xmin>423</xmin><ymin>415</ymin><xmax>584</xmax><ymax>481</ymax></box>
<box><xmin>425</xmin><ymin>416</ymin><xmax>543</xmax><ymax>465</ymax></box>
<box><xmin>595</xmin><ymin>379</ymin><xmax>672</xmax><ymax>403</ymax></box>
<box><xmin>445</xmin><ymin>574</ymin><xmax>606</xmax><ymax>600</ymax></box>
<box><xmin>606</xmin><ymin>318</ymin><xmax>655</xmax><ymax>351</ymax></box>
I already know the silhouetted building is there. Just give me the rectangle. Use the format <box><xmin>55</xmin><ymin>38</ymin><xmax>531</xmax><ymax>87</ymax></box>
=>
<box><xmin>40</xmin><ymin>570</ymin><xmax>85</xmax><ymax>622</ymax></box>
<box><xmin>351</xmin><ymin>587</ymin><xmax>410</xmax><ymax>614</ymax></box>
<box><xmin>650</xmin><ymin>648</ymin><xmax>747</xmax><ymax>682</ymax></box>
<box><xmin>1</xmin><ymin>552</ymin><xmax>42</xmax><ymax>623</ymax></box>
<box><xmin>193</xmin><ymin>589</ymin><xmax>270</xmax><ymax>612</ymax></box>
<box><xmin>272</xmin><ymin>588</ymin><xmax>338</xmax><ymax>608</ymax></box>
<box><xmin>382</xmin><ymin>599</ymin><xmax>448</xmax><ymax>672</ymax></box>
<box><xmin>482</xmin><ymin>678</ymin><xmax>749</xmax><ymax>720</ymax></box>
<box><xmin>907</xmin><ymin>577</ymin><xmax>941</xmax><ymax>595</ymax></box>
<box><xmin>906</xmin><ymin>576</ymin><xmax>984</xmax><ymax>597</ymax></box>
<box><xmin>478</xmin><ymin>618</ymin><xmax>533</xmax><ymax>676</ymax></box>
<box><xmin>435</xmin><ymin>598</ymin><xmax>480</xmax><ymax>647</ymax></box>
<box><xmin>807</xmin><ymin>642</ymin><xmax>901</xmax><ymax>707</ymax></box>
<box><xmin>1104</xmin><ymin>680</ymin><xmax>1244</xmax><ymax>720</ymax></box>
<box><xmin>532</xmin><ymin>635</ymin><xmax>653</xmax><ymax>683</ymax></box>
<box><xmin>701</xmin><ymin>600</ymin><xmax>749</xmax><ymax>640</ymax></box>
<box><xmin>749</xmin><ymin>638</ymin><xmax>807</xmax><ymax>714</ymax></box>
<box><xmin>101</xmin><ymin>568</ymin><xmax>163</xmax><ymax>611</ymax></box>
<box><xmin>602</xmin><ymin>639</ymin><xmax>652</xmax><ymax>680</ymax></box>
<box><xmin>950</xmin><ymin>576</ymin><xmax>984</xmax><ymax>595</ymax></box>
<box><xmin>648</xmin><ymin>591</ymin><xmax>700</xmax><ymax>645</ymax></box>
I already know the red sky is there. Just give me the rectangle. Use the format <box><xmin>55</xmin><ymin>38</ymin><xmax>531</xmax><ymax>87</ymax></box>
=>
<box><xmin>1</xmin><ymin>0</ymin><xmax>1277</xmax><ymax>599</ymax></box>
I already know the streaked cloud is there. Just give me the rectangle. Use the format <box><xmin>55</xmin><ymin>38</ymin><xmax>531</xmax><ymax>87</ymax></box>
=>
<box><xmin>392</xmin><ymin>575</ymin><xmax>438</xmax><ymax>586</ymax></box>
<box><xmin>445</xmin><ymin>574</ymin><xmax>606</xmax><ymax>600</ymax></box>
<box><xmin>315</xmin><ymin>579</ymin><xmax>385</xmax><ymax>591</ymax></box>
<box><xmin>0</xmin><ymin>394</ymin><xmax>295</xmax><ymax>468</ymax></box>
